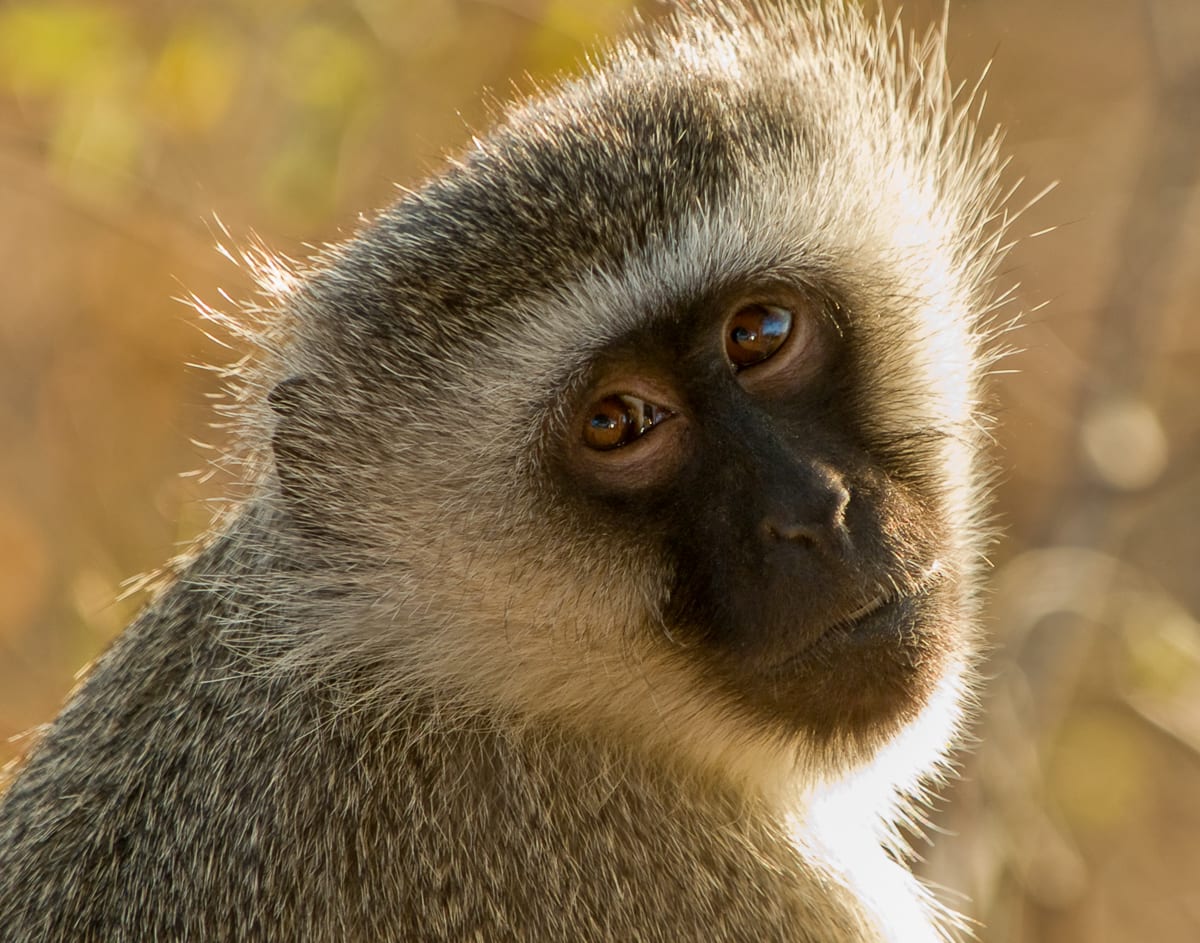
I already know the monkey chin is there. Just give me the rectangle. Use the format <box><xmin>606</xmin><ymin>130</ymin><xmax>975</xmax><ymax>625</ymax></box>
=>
<box><xmin>713</xmin><ymin>587</ymin><xmax>959</xmax><ymax>766</ymax></box>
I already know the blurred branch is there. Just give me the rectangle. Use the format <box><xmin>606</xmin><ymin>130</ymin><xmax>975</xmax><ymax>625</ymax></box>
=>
<box><xmin>0</xmin><ymin>134</ymin><xmax>240</xmax><ymax>280</ymax></box>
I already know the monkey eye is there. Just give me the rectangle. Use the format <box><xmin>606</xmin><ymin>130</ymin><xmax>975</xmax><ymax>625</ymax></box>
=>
<box><xmin>582</xmin><ymin>394</ymin><xmax>672</xmax><ymax>451</ymax></box>
<box><xmin>725</xmin><ymin>304</ymin><xmax>793</xmax><ymax>369</ymax></box>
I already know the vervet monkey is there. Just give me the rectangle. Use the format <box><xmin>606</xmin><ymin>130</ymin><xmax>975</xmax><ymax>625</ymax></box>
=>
<box><xmin>0</xmin><ymin>2</ymin><xmax>1016</xmax><ymax>940</ymax></box>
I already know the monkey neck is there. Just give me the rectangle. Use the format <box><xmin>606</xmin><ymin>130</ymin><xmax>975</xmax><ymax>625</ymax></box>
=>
<box><xmin>200</xmin><ymin>508</ymin><xmax>944</xmax><ymax>933</ymax></box>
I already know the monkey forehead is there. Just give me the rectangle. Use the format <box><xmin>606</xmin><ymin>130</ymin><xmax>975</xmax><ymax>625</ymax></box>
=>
<box><xmin>293</xmin><ymin>4</ymin><xmax>996</xmax><ymax>349</ymax></box>
<box><xmin>353</xmin><ymin>59</ymin><xmax>783</xmax><ymax>322</ymax></box>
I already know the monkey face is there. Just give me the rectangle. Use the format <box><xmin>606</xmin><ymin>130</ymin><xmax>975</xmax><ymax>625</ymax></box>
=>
<box><xmin>557</xmin><ymin>279</ymin><xmax>961</xmax><ymax>752</ymax></box>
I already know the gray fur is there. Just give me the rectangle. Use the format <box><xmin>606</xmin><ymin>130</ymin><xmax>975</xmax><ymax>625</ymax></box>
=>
<box><xmin>0</xmin><ymin>2</ymin><xmax>1014</xmax><ymax>940</ymax></box>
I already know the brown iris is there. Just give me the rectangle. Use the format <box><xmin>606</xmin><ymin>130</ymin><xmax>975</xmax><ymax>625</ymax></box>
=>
<box><xmin>582</xmin><ymin>395</ymin><xmax>672</xmax><ymax>451</ymax></box>
<box><xmin>725</xmin><ymin>304</ymin><xmax>793</xmax><ymax>369</ymax></box>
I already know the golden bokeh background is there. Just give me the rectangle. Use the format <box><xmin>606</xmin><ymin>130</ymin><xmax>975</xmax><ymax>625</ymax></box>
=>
<box><xmin>1</xmin><ymin>1</ymin><xmax>1198</xmax><ymax>940</ymax></box>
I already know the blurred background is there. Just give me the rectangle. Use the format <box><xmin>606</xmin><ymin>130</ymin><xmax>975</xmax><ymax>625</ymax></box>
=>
<box><xmin>1</xmin><ymin>0</ymin><xmax>1197</xmax><ymax>939</ymax></box>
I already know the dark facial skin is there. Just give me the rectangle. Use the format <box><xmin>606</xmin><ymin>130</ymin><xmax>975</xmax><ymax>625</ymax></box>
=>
<box><xmin>562</xmin><ymin>281</ymin><xmax>956</xmax><ymax>747</ymax></box>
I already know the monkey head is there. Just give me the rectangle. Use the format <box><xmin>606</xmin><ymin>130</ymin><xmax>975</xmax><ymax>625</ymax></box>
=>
<box><xmin>258</xmin><ymin>4</ymin><xmax>1006</xmax><ymax>795</ymax></box>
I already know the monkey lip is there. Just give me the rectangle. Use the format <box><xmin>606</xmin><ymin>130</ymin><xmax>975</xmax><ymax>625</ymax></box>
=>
<box><xmin>839</xmin><ymin>594</ymin><xmax>890</xmax><ymax>625</ymax></box>
<box><xmin>816</xmin><ymin>592</ymin><xmax>905</xmax><ymax>649</ymax></box>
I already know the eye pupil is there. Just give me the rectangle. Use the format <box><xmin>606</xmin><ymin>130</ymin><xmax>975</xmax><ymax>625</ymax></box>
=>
<box><xmin>726</xmin><ymin>304</ymin><xmax>793</xmax><ymax>368</ymax></box>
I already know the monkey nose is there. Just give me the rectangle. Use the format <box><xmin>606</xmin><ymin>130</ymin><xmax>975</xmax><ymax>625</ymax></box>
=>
<box><xmin>757</xmin><ymin>458</ymin><xmax>852</xmax><ymax>555</ymax></box>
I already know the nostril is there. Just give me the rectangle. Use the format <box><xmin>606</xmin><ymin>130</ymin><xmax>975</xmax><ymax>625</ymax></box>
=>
<box><xmin>761</xmin><ymin>515</ymin><xmax>853</xmax><ymax>558</ymax></box>
<box><xmin>762</xmin><ymin>518</ymin><xmax>824</xmax><ymax>545</ymax></box>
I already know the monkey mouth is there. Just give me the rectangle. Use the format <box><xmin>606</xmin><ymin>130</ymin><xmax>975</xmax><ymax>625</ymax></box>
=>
<box><xmin>765</xmin><ymin>565</ymin><xmax>947</xmax><ymax>676</ymax></box>
<box><xmin>816</xmin><ymin>592</ymin><xmax>902</xmax><ymax>648</ymax></box>
<box><xmin>770</xmin><ymin>602</ymin><xmax>896</xmax><ymax>676</ymax></box>
<box><xmin>829</xmin><ymin>559</ymin><xmax>946</xmax><ymax>632</ymax></box>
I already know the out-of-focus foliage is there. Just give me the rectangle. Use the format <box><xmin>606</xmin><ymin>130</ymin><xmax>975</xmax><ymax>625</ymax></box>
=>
<box><xmin>1</xmin><ymin>1</ymin><xmax>1198</xmax><ymax>941</ymax></box>
<box><xmin>914</xmin><ymin>2</ymin><xmax>1200</xmax><ymax>939</ymax></box>
<box><xmin>0</xmin><ymin>0</ymin><xmax>635</xmax><ymax>757</ymax></box>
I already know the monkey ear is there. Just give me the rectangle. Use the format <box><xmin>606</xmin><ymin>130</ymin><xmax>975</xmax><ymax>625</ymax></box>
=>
<box><xmin>267</xmin><ymin>375</ymin><xmax>309</xmax><ymax>420</ymax></box>
<box><xmin>267</xmin><ymin>376</ymin><xmax>331</xmax><ymax>533</ymax></box>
